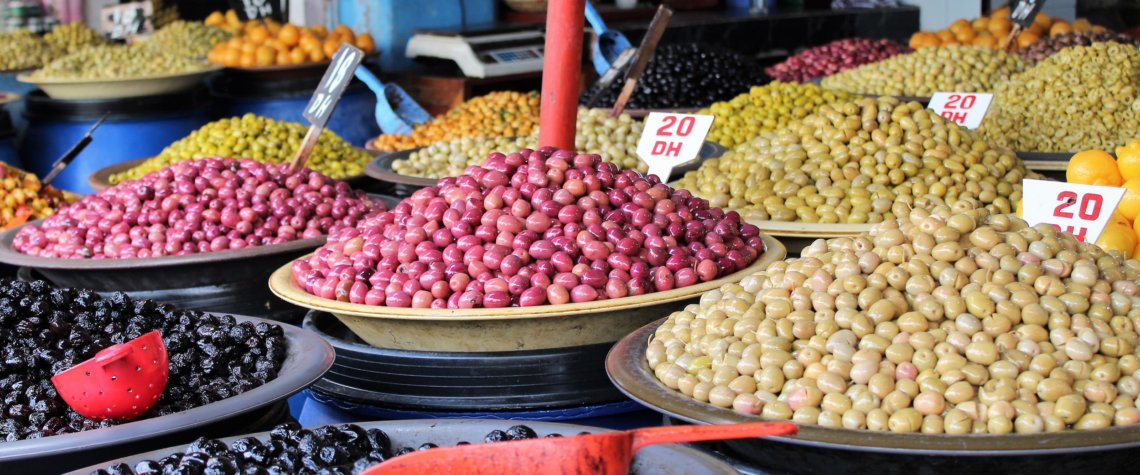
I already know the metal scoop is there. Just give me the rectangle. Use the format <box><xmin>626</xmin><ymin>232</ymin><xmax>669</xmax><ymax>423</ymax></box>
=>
<box><xmin>51</xmin><ymin>331</ymin><xmax>169</xmax><ymax>421</ymax></box>
<box><xmin>354</xmin><ymin>66</ymin><xmax>431</xmax><ymax>135</ymax></box>
<box><xmin>362</xmin><ymin>421</ymin><xmax>796</xmax><ymax>475</ymax></box>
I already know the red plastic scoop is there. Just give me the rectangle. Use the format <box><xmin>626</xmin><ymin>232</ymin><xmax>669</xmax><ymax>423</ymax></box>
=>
<box><xmin>51</xmin><ymin>331</ymin><xmax>169</xmax><ymax>421</ymax></box>
<box><xmin>362</xmin><ymin>421</ymin><xmax>797</xmax><ymax>475</ymax></box>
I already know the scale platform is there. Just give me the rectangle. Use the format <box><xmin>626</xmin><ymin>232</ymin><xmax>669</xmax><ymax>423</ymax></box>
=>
<box><xmin>406</xmin><ymin>24</ymin><xmax>546</xmax><ymax>78</ymax></box>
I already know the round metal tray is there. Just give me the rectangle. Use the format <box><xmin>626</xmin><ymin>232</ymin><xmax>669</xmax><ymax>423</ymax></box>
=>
<box><xmin>18</xmin><ymin>67</ymin><xmax>222</xmax><ymax>100</ymax></box>
<box><xmin>365</xmin><ymin>140</ymin><xmax>728</xmax><ymax>197</ymax></box>
<box><xmin>305</xmin><ymin>311</ymin><xmax>626</xmax><ymax>411</ymax></box>
<box><xmin>269</xmin><ymin>234</ymin><xmax>785</xmax><ymax>352</ymax></box>
<box><xmin>87</xmin><ymin>155</ymin><xmax>372</xmax><ymax>192</ymax></box>
<box><xmin>0</xmin><ymin>313</ymin><xmax>334</xmax><ymax>474</ymax></box>
<box><xmin>70</xmin><ymin>419</ymin><xmax>737</xmax><ymax>475</ymax></box>
<box><xmin>607</xmin><ymin>319</ymin><xmax>1140</xmax><ymax>475</ymax></box>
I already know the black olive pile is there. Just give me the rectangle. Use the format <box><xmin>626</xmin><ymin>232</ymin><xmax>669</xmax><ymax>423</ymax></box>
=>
<box><xmin>580</xmin><ymin>43</ymin><xmax>766</xmax><ymax>109</ymax></box>
<box><xmin>92</xmin><ymin>422</ymin><xmax>562</xmax><ymax>474</ymax></box>
<box><xmin>0</xmin><ymin>280</ymin><xmax>286</xmax><ymax>442</ymax></box>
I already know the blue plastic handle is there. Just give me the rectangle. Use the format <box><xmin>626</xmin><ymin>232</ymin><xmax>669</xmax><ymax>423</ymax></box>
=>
<box><xmin>353</xmin><ymin>67</ymin><xmax>385</xmax><ymax>94</ymax></box>
<box><xmin>584</xmin><ymin>1</ymin><xmax>608</xmax><ymax>35</ymax></box>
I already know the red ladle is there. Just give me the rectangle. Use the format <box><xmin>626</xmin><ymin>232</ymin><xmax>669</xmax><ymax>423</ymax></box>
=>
<box><xmin>51</xmin><ymin>330</ymin><xmax>169</xmax><ymax>421</ymax></box>
<box><xmin>362</xmin><ymin>421</ymin><xmax>797</xmax><ymax>475</ymax></box>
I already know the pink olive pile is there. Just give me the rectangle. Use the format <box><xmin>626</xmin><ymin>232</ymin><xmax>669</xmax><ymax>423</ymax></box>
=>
<box><xmin>765</xmin><ymin>38</ymin><xmax>910</xmax><ymax>83</ymax></box>
<box><xmin>292</xmin><ymin>147</ymin><xmax>764</xmax><ymax>309</ymax></box>
<box><xmin>13</xmin><ymin>157</ymin><xmax>382</xmax><ymax>259</ymax></box>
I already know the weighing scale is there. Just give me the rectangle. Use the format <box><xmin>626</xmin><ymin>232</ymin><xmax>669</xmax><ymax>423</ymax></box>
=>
<box><xmin>405</xmin><ymin>24</ymin><xmax>546</xmax><ymax>78</ymax></box>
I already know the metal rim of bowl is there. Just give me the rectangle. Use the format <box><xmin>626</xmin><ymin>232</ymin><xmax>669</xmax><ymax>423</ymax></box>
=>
<box><xmin>0</xmin><ymin>218</ymin><xmax>328</xmax><ymax>270</ymax></box>
<box><xmin>0</xmin><ymin>313</ymin><xmax>335</xmax><ymax>462</ymax></box>
<box><xmin>605</xmin><ymin>319</ymin><xmax>1140</xmax><ymax>455</ymax></box>
<box><xmin>66</xmin><ymin>419</ymin><xmax>738</xmax><ymax>475</ymax></box>
<box><xmin>268</xmin><ymin>233</ymin><xmax>785</xmax><ymax>321</ymax></box>
<box><xmin>87</xmin><ymin>155</ymin><xmax>373</xmax><ymax>193</ymax></box>
<box><xmin>16</xmin><ymin>66</ymin><xmax>224</xmax><ymax>85</ymax></box>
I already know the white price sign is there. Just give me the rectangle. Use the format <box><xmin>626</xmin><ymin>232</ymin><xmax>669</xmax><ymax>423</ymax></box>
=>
<box><xmin>636</xmin><ymin>112</ymin><xmax>714</xmax><ymax>181</ymax></box>
<box><xmin>1021</xmin><ymin>179</ymin><xmax>1125</xmax><ymax>243</ymax></box>
<box><xmin>927</xmin><ymin>92</ymin><xmax>993</xmax><ymax>129</ymax></box>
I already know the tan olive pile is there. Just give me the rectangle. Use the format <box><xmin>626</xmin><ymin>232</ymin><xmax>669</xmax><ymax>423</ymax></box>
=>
<box><xmin>42</xmin><ymin>22</ymin><xmax>104</xmax><ymax>52</ymax></box>
<box><xmin>32</xmin><ymin>44</ymin><xmax>211</xmax><ymax>80</ymax></box>
<box><xmin>821</xmin><ymin>45</ymin><xmax>1026</xmax><ymax>97</ymax></box>
<box><xmin>979</xmin><ymin>42</ymin><xmax>1140</xmax><ymax>152</ymax></box>
<box><xmin>110</xmin><ymin>114</ymin><xmax>370</xmax><ymax>183</ymax></box>
<box><xmin>0</xmin><ymin>164</ymin><xmax>77</xmax><ymax>228</ymax></box>
<box><xmin>137</xmin><ymin>20</ymin><xmax>231</xmax><ymax>59</ymax></box>
<box><xmin>649</xmin><ymin>204</ymin><xmax>1140</xmax><ymax>434</ymax></box>
<box><xmin>0</xmin><ymin>29</ymin><xmax>58</xmax><ymax>70</ymax></box>
<box><xmin>677</xmin><ymin>97</ymin><xmax>1026</xmax><ymax>224</ymax></box>
<box><xmin>391</xmin><ymin>108</ymin><xmax>647</xmax><ymax>178</ymax></box>
<box><xmin>699</xmin><ymin>82</ymin><xmax>856</xmax><ymax>148</ymax></box>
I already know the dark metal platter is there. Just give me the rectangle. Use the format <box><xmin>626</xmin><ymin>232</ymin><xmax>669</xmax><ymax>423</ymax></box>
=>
<box><xmin>0</xmin><ymin>314</ymin><xmax>334</xmax><ymax>474</ymax></box>
<box><xmin>69</xmin><ymin>419</ymin><xmax>737</xmax><ymax>475</ymax></box>
<box><xmin>365</xmin><ymin>141</ymin><xmax>728</xmax><ymax>197</ymax></box>
<box><xmin>606</xmin><ymin>319</ymin><xmax>1140</xmax><ymax>475</ymax></box>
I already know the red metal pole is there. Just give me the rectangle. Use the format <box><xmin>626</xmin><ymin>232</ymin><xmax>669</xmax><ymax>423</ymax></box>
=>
<box><xmin>539</xmin><ymin>0</ymin><xmax>585</xmax><ymax>150</ymax></box>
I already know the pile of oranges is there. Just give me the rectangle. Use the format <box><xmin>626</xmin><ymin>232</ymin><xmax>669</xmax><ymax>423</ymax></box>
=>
<box><xmin>1038</xmin><ymin>142</ymin><xmax>1140</xmax><ymax>259</ymax></box>
<box><xmin>909</xmin><ymin>6</ymin><xmax>1104</xmax><ymax>51</ymax></box>
<box><xmin>204</xmin><ymin>10</ymin><xmax>374</xmax><ymax>68</ymax></box>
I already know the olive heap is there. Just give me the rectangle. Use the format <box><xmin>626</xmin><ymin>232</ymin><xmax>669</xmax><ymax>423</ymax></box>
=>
<box><xmin>31</xmin><ymin>44</ymin><xmax>211</xmax><ymax>81</ymax></box>
<box><xmin>111</xmin><ymin>114</ymin><xmax>371</xmax><ymax>183</ymax></box>
<box><xmin>678</xmin><ymin>97</ymin><xmax>1027</xmax><ymax>224</ymax></box>
<box><xmin>1019</xmin><ymin>31</ymin><xmax>1140</xmax><ymax>63</ymax></box>
<box><xmin>699</xmin><ymin>82</ymin><xmax>856</xmax><ymax>148</ymax></box>
<box><xmin>580</xmin><ymin>43</ymin><xmax>766</xmax><ymax>110</ymax></box>
<box><xmin>764</xmin><ymin>38</ymin><xmax>910</xmax><ymax>83</ymax></box>
<box><xmin>979</xmin><ymin>42</ymin><xmax>1140</xmax><ymax>153</ymax></box>
<box><xmin>821</xmin><ymin>45</ymin><xmax>1026</xmax><ymax>97</ymax></box>
<box><xmin>293</xmin><ymin>147</ymin><xmax>763</xmax><ymax>309</ymax></box>
<box><xmin>91</xmin><ymin>423</ymin><xmax>561</xmax><ymax>474</ymax></box>
<box><xmin>15</xmin><ymin>158</ymin><xmax>381</xmax><ymax>259</ymax></box>
<box><xmin>135</xmin><ymin>20</ymin><xmax>232</xmax><ymax>59</ymax></box>
<box><xmin>0</xmin><ymin>279</ymin><xmax>286</xmax><ymax>441</ymax></box>
<box><xmin>42</xmin><ymin>22</ymin><xmax>105</xmax><ymax>52</ymax></box>
<box><xmin>0</xmin><ymin>163</ymin><xmax>77</xmax><ymax>229</ymax></box>
<box><xmin>648</xmin><ymin>204</ymin><xmax>1140</xmax><ymax>434</ymax></box>
<box><xmin>391</xmin><ymin>107</ymin><xmax>647</xmax><ymax>178</ymax></box>
<box><xmin>370</xmin><ymin>91</ymin><xmax>541</xmax><ymax>152</ymax></box>
<box><xmin>0</xmin><ymin>23</ymin><xmax>105</xmax><ymax>71</ymax></box>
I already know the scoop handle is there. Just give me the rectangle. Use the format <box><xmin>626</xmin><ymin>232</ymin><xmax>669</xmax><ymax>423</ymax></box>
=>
<box><xmin>93</xmin><ymin>344</ymin><xmax>133</xmax><ymax>366</ymax></box>
<box><xmin>629</xmin><ymin>422</ymin><xmax>797</xmax><ymax>452</ymax></box>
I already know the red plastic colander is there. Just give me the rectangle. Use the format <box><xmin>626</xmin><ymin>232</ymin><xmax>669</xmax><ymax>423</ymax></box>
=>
<box><xmin>51</xmin><ymin>330</ymin><xmax>170</xmax><ymax>421</ymax></box>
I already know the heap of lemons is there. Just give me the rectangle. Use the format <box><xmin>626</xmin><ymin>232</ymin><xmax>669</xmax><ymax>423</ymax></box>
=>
<box><xmin>1045</xmin><ymin>142</ymin><xmax>1140</xmax><ymax>259</ymax></box>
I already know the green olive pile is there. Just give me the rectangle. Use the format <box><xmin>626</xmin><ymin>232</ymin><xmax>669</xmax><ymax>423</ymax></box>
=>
<box><xmin>699</xmin><ymin>82</ymin><xmax>856</xmax><ymax>148</ymax></box>
<box><xmin>391</xmin><ymin>108</ymin><xmax>647</xmax><ymax>178</ymax></box>
<box><xmin>136</xmin><ymin>20</ymin><xmax>231</xmax><ymax>59</ymax></box>
<box><xmin>677</xmin><ymin>97</ymin><xmax>1026</xmax><ymax>224</ymax></box>
<box><xmin>42</xmin><ymin>21</ymin><xmax>104</xmax><ymax>52</ymax></box>
<box><xmin>979</xmin><ymin>42</ymin><xmax>1140</xmax><ymax>153</ymax></box>
<box><xmin>648</xmin><ymin>204</ymin><xmax>1140</xmax><ymax>434</ymax></box>
<box><xmin>110</xmin><ymin>114</ymin><xmax>370</xmax><ymax>183</ymax></box>
<box><xmin>0</xmin><ymin>29</ymin><xmax>58</xmax><ymax>70</ymax></box>
<box><xmin>32</xmin><ymin>44</ymin><xmax>211</xmax><ymax>80</ymax></box>
<box><xmin>821</xmin><ymin>45</ymin><xmax>1026</xmax><ymax>97</ymax></box>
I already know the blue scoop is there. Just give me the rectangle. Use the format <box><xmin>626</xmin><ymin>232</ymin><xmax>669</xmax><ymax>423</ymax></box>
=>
<box><xmin>585</xmin><ymin>1</ymin><xmax>634</xmax><ymax>76</ymax></box>
<box><xmin>354</xmin><ymin>67</ymin><xmax>432</xmax><ymax>136</ymax></box>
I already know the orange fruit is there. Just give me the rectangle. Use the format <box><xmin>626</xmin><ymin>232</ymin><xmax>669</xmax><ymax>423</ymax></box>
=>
<box><xmin>239</xmin><ymin>51</ymin><xmax>256</xmax><ymax>68</ymax></box>
<box><xmin>1027</xmin><ymin>22</ymin><xmax>1047</xmax><ymax>37</ymax></box>
<box><xmin>936</xmin><ymin>29</ymin><xmax>955</xmax><ymax>42</ymax></box>
<box><xmin>1118</xmin><ymin>179</ymin><xmax>1140</xmax><ymax>221</ymax></box>
<box><xmin>972</xmin><ymin>17</ymin><xmax>990</xmax><ymax>31</ymax></box>
<box><xmin>356</xmin><ymin>33</ymin><xmax>375</xmax><ymax>53</ymax></box>
<box><xmin>1068</xmin><ymin>150</ymin><xmax>1123</xmax><ymax>186</ymax></box>
<box><xmin>1073</xmin><ymin>18</ymin><xmax>1093</xmax><ymax>32</ymax></box>
<box><xmin>990</xmin><ymin>6</ymin><xmax>1010</xmax><ymax>18</ymax></box>
<box><xmin>310</xmin><ymin>25</ymin><xmax>328</xmax><ymax>37</ymax></box>
<box><xmin>1050</xmin><ymin>21</ymin><xmax>1072</xmax><ymax>37</ymax></box>
<box><xmin>1112</xmin><ymin>210</ymin><xmax>1131</xmax><ymax>228</ymax></box>
<box><xmin>956</xmin><ymin>27</ymin><xmax>978</xmax><ymax>42</ymax></box>
<box><xmin>289</xmin><ymin>47</ymin><xmax>308</xmax><ymax>64</ymax></box>
<box><xmin>1132</xmin><ymin>241</ymin><xmax>1140</xmax><ymax>260</ymax></box>
<box><xmin>205</xmin><ymin>11</ymin><xmax>225</xmax><ymax>27</ymax></box>
<box><xmin>1017</xmin><ymin>30</ymin><xmax>1040</xmax><ymax>49</ymax></box>
<box><xmin>910</xmin><ymin>32</ymin><xmax>939</xmax><ymax>49</ymax></box>
<box><xmin>989</xmin><ymin>17</ymin><xmax>1013</xmax><ymax>35</ymax></box>
<box><xmin>299</xmin><ymin>35</ymin><xmax>321</xmax><ymax>53</ymax></box>
<box><xmin>222</xmin><ymin>47</ymin><xmax>241</xmax><ymax>66</ymax></box>
<box><xmin>1096</xmin><ymin>223</ymin><xmax>1136</xmax><ymax>256</ymax></box>
<box><xmin>276</xmin><ymin>49</ymin><xmax>289</xmax><ymax>65</ymax></box>
<box><xmin>247</xmin><ymin>25</ymin><xmax>270</xmax><ymax>45</ymax></box>
<box><xmin>278</xmin><ymin>23</ymin><xmax>300</xmax><ymax>47</ymax></box>
<box><xmin>940</xmin><ymin>37</ymin><xmax>960</xmax><ymax>46</ymax></box>
<box><xmin>309</xmin><ymin>49</ymin><xmax>326</xmax><ymax>62</ymax></box>
<box><xmin>1132</xmin><ymin>217</ymin><xmax>1140</xmax><ymax>247</ymax></box>
<box><xmin>240</xmin><ymin>41</ymin><xmax>258</xmax><ymax>54</ymax></box>
<box><xmin>949</xmin><ymin>19</ymin><xmax>972</xmax><ymax>34</ymax></box>
<box><xmin>322</xmin><ymin>39</ymin><xmax>340</xmax><ymax>58</ymax></box>
<box><xmin>265</xmin><ymin>20</ymin><xmax>281</xmax><ymax>36</ymax></box>
<box><xmin>227</xmin><ymin>37</ymin><xmax>243</xmax><ymax>49</ymax></box>
<box><xmin>972</xmin><ymin>34</ymin><xmax>999</xmax><ymax>48</ymax></box>
<box><xmin>1034</xmin><ymin>12</ymin><xmax>1052</xmax><ymax>30</ymax></box>
<box><xmin>1116</xmin><ymin>141</ymin><xmax>1140</xmax><ymax>181</ymax></box>
<box><xmin>225</xmin><ymin>10</ymin><xmax>241</xmax><ymax>28</ymax></box>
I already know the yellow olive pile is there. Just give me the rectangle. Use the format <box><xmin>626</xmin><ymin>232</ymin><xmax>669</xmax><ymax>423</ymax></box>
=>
<box><xmin>0</xmin><ymin>164</ymin><xmax>77</xmax><ymax>228</ymax></box>
<box><xmin>390</xmin><ymin>108</ymin><xmax>647</xmax><ymax>177</ymax></box>
<box><xmin>110</xmin><ymin>114</ymin><xmax>369</xmax><ymax>184</ymax></box>
<box><xmin>677</xmin><ymin>97</ymin><xmax>1026</xmax><ymax>224</ymax></box>
<box><xmin>42</xmin><ymin>22</ymin><xmax>104</xmax><ymax>52</ymax></box>
<box><xmin>0</xmin><ymin>23</ymin><xmax>104</xmax><ymax>71</ymax></box>
<box><xmin>31</xmin><ymin>44</ymin><xmax>211</xmax><ymax>80</ymax></box>
<box><xmin>649</xmin><ymin>204</ymin><xmax>1140</xmax><ymax>434</ymax></box>
<box><xmin>979</xmin><ymin>42</ymin><xmax>1140</xmax><ymax>153</ymax></box>
<box><xmin>821</xmin><ymin>45</ymin><xmax>1026</xmax><ymax>97</ymax></box>
<box><xmin>699</xmin><ymin>82</ymin><xmax>856</xmax><ymax>149</ymax></box>
<box><xmin>369</xmin><ymin>91</ymin><xmax>541</xmax><ymax>152</ymax></box>
<box><xmin>136</xmin><ymin>20</ymin><xmax>231</xmax><ymax>59</ymax></box>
